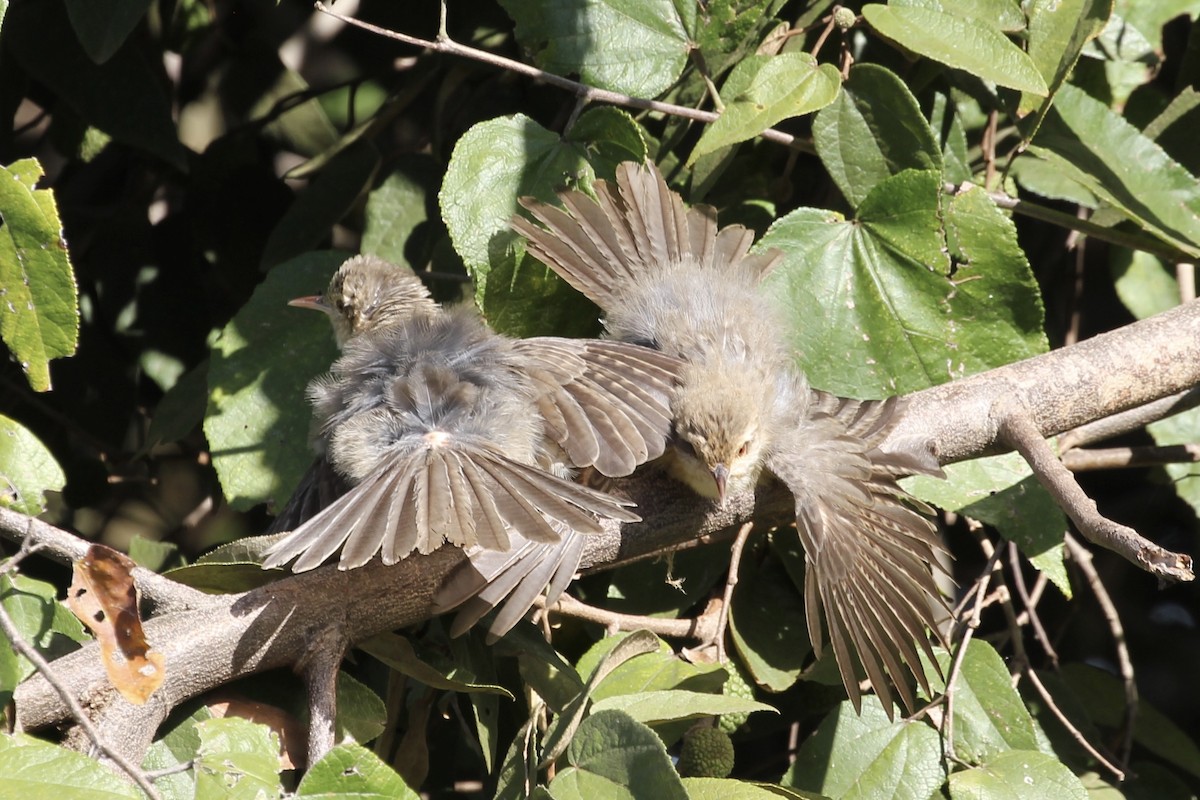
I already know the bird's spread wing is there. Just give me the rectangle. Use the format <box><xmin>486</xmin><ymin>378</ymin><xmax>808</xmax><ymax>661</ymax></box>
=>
<box><xmin>433</xmin><ymin>524</ymin><xmax>587</xmax><ymax>641</ymax></box>
<box><xmin>766</xmin><ymin>395</ymin><xmax>949</xmax><ymax>718</ymax></box>
<box><xmin>513</xmin><ymin>161</ymin><xmax>781</xmax><ymax>311</ymax></box>
<box><xmin>261</xmin><ymin>443</ymin><xmax>637</xmax><ymax>572</ymax></box>
<box><xmin>515</xmin><ymin>337</ymin><xmax>680</xmax><ymax>477</ymax></box>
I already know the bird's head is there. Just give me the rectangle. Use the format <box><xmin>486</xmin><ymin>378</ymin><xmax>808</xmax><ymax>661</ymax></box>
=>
<box><xmin>291</xmin><ymin>255</ymin><xmax>438</xmax><ymax>346</ymax></box>
<box><xmin>670</xmin><ymin>365</ymin><xmax>771</xmax><ymax>505</ymax></box>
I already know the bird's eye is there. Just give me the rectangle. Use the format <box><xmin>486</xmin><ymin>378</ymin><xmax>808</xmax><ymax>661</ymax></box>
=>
<box><xmin>675</xmin><ymin>439</ymin><xmax>697</xmax><ymax>458</ymax></box>
<box><xmin>736</xmin><ymin>441</ymin><xmax>750</xmax><ymax>458</ymax></box>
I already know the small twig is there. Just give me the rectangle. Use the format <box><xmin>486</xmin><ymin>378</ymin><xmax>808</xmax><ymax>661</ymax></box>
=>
<box><xmin>1007</xmin><ymin>542</ymin><xmax>1059</xmax><ymax>667</ymax></box>
<box><xmin>1178</xmin><ymin>263</ymin><xmax>1196</xmax><ymax>304</ymax></box>
<box><xmin>142</xmin><ymin>760</ymin><xmax>195</xmax><ymax>780</ymax></box>
<box><xmin>1058</xmin><ymin>388</ymin><xmax>1200</xmax><ymax>452</ymax></box>
<box><xmin>809</xmin><ymin>13</ymin><xmax>837</xmax><ymax>58</ymax></box>
<box><xmin>1065</xmin><ymin>534</ymin><xmax>1138</xmax><ymax>773</ymax></box>
<box><xmin>715</xmin><ymin>522</ymin><xmax>754</xmax><ymax>662</ymax></box>
<box><xmin>943</xmin><ymin>534</ymin><xmax>1001</xmax><ymax>762</ymax></box>
<box><xmin>995</xmin><ymin>398</ymin><xmax>1194</xmax><ymax>582</ymax></box>
<box><xmin>540</xmin><ymin>594</ymin><xmax>717</xmax><ymax>642</ymax></box>
<box><xmin>1060</xmin><ymin>444</ymin><xmax>1200</xmax><ymax>472</ymax></box>
<box><xmin>310</xmin><ymin>2</ymin><xmax>813</xmax><ymax>152</ymax></box>
<box><xmin>975</xmin><ymin>535</ymin><xmax>1024</xmax><ymax>672</ymax></box>
<box><xmin>1022</xmin><ymin>666</ymin><xmax>1125</xmax><ymax>781</ymax></box>
<box><xmin>0</xmin><ymin>542</ymin><xmax>164</xmax><ymax>799</ymax></box>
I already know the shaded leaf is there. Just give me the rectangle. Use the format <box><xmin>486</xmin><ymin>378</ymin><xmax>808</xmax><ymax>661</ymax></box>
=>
<box><xmin>4</xmin><ymin>1</ymin><xmax>186</xmax><ymax>168</ymax></box>
<box><xmin>591</xmin><ymin>689</ymin><xmax>775</xmax><ymax>725</ymax></box>
<box><xmin>64</xmin><ymin>0</ymin><xmax>153</xmax><ymax>64</ymax></box>
<box><xmin>359</xmin><ymin>631</ymin><xmax>514</xmax><ymax>698</ymax></box>
<box><xmin>728</xmin><ymin>548</ymin><xmax>811</xmax><ymax>692</ymax></box>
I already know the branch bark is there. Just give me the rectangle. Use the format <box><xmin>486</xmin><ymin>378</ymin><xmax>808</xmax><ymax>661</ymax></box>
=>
<box><xmin>7</xmin><ymin>299</ymin><xmax>1200</xmax><ymax>760</ymax></box>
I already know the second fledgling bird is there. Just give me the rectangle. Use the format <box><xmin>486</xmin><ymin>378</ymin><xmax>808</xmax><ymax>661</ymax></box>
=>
<box><xmin>513</xmin><ymin>162</ymin><xmax>951</xmax><ymax>717</ymax></box>
<box><xmin>263</xmin><ymin>255</ymin><xmax>679</xmax><ymax>581</ymax></box>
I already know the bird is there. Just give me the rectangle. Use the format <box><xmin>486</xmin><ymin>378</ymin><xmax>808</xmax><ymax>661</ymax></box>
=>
<box><xmin>262</xmin><ymin>254</ymin><xmax>681</xmax><ymax>610</ymax></box>
<box><xmin>511</xmin><ymin>161</ymin><xmax>952</xmax><ymax>717</ymax></box>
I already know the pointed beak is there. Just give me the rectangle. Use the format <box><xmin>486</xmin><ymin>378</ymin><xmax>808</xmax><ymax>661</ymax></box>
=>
<box><xmin>288</xmin><ymin>294</ymin><xmax>332</xmax><ymax>314</ymax></box>
<box><xmin>711</xmin><ymin>463</ymin><xmax>730</xmax><ymax>506</ymax></box>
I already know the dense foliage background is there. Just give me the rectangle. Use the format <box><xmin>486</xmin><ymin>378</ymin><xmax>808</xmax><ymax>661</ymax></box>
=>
<box><xmin>3</xmin><ymin>0</ymin><xmax>1200</xmax><ymax>797</ymax></box>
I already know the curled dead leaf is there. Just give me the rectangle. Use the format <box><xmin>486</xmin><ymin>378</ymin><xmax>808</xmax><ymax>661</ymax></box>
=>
<box><xmin>67</xmin><ymin>544</ymin><xmax>165</xmax><ymax>704</ymax></box>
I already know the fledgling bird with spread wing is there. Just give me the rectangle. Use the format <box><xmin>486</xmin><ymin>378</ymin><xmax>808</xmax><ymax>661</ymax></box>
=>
<box><xmin>512</xmin><ymin>162</ymin><xmax>951</xmax><ymax>716</ymax></box>
<box><xmin>263</xmin><ymin>256</ymin><xmax>679</xmax><ymax>603</ymax></box>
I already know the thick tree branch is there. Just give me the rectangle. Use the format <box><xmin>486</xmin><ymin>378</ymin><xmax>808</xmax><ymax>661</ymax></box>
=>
<box><xmin>7</xmin><ymin>300</ymin><xmax>1200</xmax><ymax>757</ymax></box>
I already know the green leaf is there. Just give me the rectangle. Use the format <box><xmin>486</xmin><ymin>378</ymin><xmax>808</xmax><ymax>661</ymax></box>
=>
<box><xmin>1017</xmin><ymin>0</ymin><xmax>1110</xmax><ymax>123</ymax></box>
<box><xmin>1030</xmin><ymin>83</ymin><xmax>1200</xmax><ymax>258</ymax></box>
<box><xmin>930</xmin><ymin>93</ymin><xmax>972</xmax><ymax>184</ymax></box>
<box><xmin>728</xmin><ymin>548</ymin><xmax>811</xmax><ymax>692</ymax></box>
<box><xmin>148</xmin><ymin>360</ymin><xmax>210</xmax><ymax>446</ymax></box>
<box><xmin>362</xmin><ymin>158</ymin><xmax>440</xmax><ymax>267</ymax></box>
<box><xmin>297</xmin><ymin>743</ymin><xmax>419</xmax><ymax>798</ymax></box>
<box><xmin>1143</xmin><ymin>87</ymin><xmax>1200</xmax><ymax>177</ymax></box>
<box><xmin>1112</xmin><ymin>250</ymin><xmax>1179</xmax><ymax>321</ymax></box>
<box><xmin>783</xmin><ymin>698</ymin><xmax>944</xmax><ymax>798</ymax></box>
<box><xmin>194</xmin><ymin>717</ymin><xmax>282</xmax><ymax>800</ymax></box>
<box><xmin>0</xmin><ymin>573</ymin><xmax>86</xmax><ymax>708</ymax></box>
<box><xmin>0</xmin><ymin>733</ymin><xmax>142</xmax><ymax>799</ymax></box>
<box><xmin>0</xmin><ymin>415</ymin><xmax>65</xmax><ymax>515</ymax></box>
<box><xmin>260</xmin><ymin>140</ymin><xmax>380</xmax><ymax>269</ymax></box>
<box><xmin>948</xmin><ymin>750</ymin><xmax>1087</xmax><ymax>798</ymax></box>
<box><xmin>499</xmin><ymin>0</ymin><xmax>693</xmax><ymax>98</ymax></box>
<box><xmin>63</xmin><ymin>0</ymin><xmax>153</xmax><ymax>64</ymax></box>
<box><xmin>548</xmin><ymin>709</ymin><xmax>688</xmax><ymax>800</ymax></box>
<box><xmin>335</xmin><ymin>672</ymin><xmax>387</xmax><ymax>745</ymax></box>
<box><xmin>691</xmin><ymin>53</ymin><xmax>841</xmax><ymax>163</ymax></box>
<box><xmin>4</xmin><ymin>1</ymin><xmax>186</xmax><ymax>169</ymax></box>
<box><xmin>812</xmin><ymin>64</ymin><xmax>942</xmax><ymax>208</ymax></box>
<box><xmin>1148</xmin><ymin>405</ymin><xmax>1200</xmax><ymax>521</ymax></box>
<box><xmin>591</xmin><ymin>689</ymin><xmax>775</xmax><ymax>725</ymax></box>
<box><xmin>204</xmin><ymin>251</ymin><xmax>344</xmax><ymax>511</ymax></box>
<box><xmin>905</xmin><ymin>452</ymin><xmax>1070</xmax><ymax>597</ymax></box>
<box><xmin>142</xmin><ymin>706</ymin><xmax>214</xmax><ymax>800</ymax></box>
<box><xmin>440</xmin><ymin>110</ymin><xmax>645</xmax><ymax>337</ymax></box>
<box><xmin>682</xmin><ymin>778</ymin><xmax>827</xmax><ymax>799</ymax></box>
<box><xmin>760</xmin><ymin>173</ymin><xmax>1046</xmax><ymax>398</ymax></box>
<box><xmin>861</xmin><ymin>4</ymin><xmax>1048</xmax><ymax>95</ymax></box>
<box><xmin>0</xmin><ymin>159</ymin><xmax>79</xmax><ymax>392</ymax></box>
<box><xmin>923</xmin><ymin>641</ymin><xmax>1040</xmax><ymax>763</ymax></box>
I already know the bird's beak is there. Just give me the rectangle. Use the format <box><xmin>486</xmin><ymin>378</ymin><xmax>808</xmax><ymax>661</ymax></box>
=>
<box><xmin>711</xmin><ymin>463</ymin><xmax>729</xmax><ymax>506</ymax></box>
<box><xmin>288</xmin><ymin>294</ymin><xmax>332</xmax><ymax>314</ymax></box>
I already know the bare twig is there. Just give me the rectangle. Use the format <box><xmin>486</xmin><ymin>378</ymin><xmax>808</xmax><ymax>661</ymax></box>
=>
<box><xmin>312</xmin><ymin>2</ymin><xmax>810</xmax><ymax>152</ymax></box>
<box><xmin>1065</xmin><ymin>534</ymin><xmax>1138</xmax><ymax>773</ymax></box>
<box><xmin>715</xmin><ymin>522</ymin><xmax>755</xmax><ymax>662</ymax></box>
<box><xmin>1058</xmin><ymin>388</ymin><xmax>1200</xmax><ymax>451</ymax></box>
<box><xmin>1008</xmin><ymin>542</ymin><xmax>1059</xmax><ymax>667</ymax></box>
<box><xmin>1022</xmin><ymin>666</ymin><xmax>1125</xmax><ymax>781</ymax></box>
<box><xmin>541</xmin><ymin>594</ymin><xmax>718</xmax><ymax>642</ymax></box>
<box><xmin>995</xmin><ymin>398</ymin><xmax>1193</xmax><ymax>582</ymax></box>
<box><xmin>1061</xmin><ymin>444</ymin><xmax>1200</xmax><ymax>472</ymax></box>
